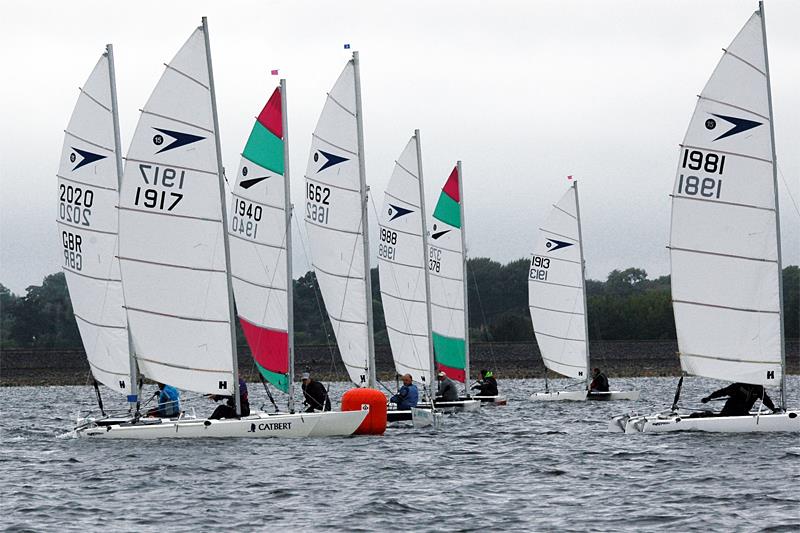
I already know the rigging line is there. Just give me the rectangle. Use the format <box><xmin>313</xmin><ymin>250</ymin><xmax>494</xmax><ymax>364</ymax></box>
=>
<box><xmin>294</xmin><ymin>211</ymin><xmax>339</xmax><ymax>376</ymax></box>
<box><xmin>370</xmin><ymin>194</ymin><xmax>428</xmax><ymax>375</ymax></box>
<box><xmin>776</xmin><ymin>164</ymin><xmax>800</xmax><ymax>218</ymax></box>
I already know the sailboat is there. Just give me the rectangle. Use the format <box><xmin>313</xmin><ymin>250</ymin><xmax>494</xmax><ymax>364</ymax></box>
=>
<box><xmin>529</xmin><ymin>181</ymin><xmax>640</xmax><ymax>402</ymax></box>
<box><xmin>611</xmin><ymin>2</ymin><xmax>798</xmax><ymax>433</ymax></box>
<box><xmin>227</xmin><ymin>80</ymin><xmax>373</xmax><ymax>436</ymax></box>
<box><xmin>422</xmin><ymin>163</ymin><xmax>481</xmax><ymax>411</ymax></box>
<box><xmin>57</xmin><ymin>45</ymin><xmax>139</xmax><ymax>414</ymax></box>
<box><xmin>75</xmin><ymin>20</ymin><xmax>368</xmax><ymax>438</ymax></box>
<box><xmin>377</xmin><ymin>130</ymin><xmax>442</xmax><ymax>423</ymax></box>
<box><xmin>303</xmin><ymin>51</ymin><xmax>379</xmax><ymax>390</ymax></box>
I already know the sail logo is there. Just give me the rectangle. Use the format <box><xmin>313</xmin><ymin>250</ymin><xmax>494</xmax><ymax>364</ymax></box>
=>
<box><xmin>70</xmin><ymin>147</ymin><xmax>106</xmax><ymax>171</ymax></box>
<box><xmin>705</xmin><ymin>114</ymin><xmax>762</xmax><ymax>141</ymax></box>
<box><xmin>314</xmin><ymin>150</ymin><xmax>348</xmax><ymax>172</ymax></box>
<box><xmin>431</xmin><ymin>223</ymin><xmax>451</xmax><ymax>240</ymax></box>
<box><xmin>152</xmin><ymin>128</ymin><xmax>205</xmax><ymax>154</ymax></box>
<box><xmin>388</xmin><ymin>204</ymin><xmax>413</xmax><ymax>221</ymax></box>
<box><xmin>545</xmin><ymin>238</ymin><xmax>574</xmax><ymax>252</ymax></box>
<box><xmin>239</xmin><ymin>167</ymin><xmax>271</xmax><ymax>189</ymax></box>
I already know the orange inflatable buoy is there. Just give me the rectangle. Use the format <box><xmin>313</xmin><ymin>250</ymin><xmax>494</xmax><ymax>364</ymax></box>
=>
<box><xmin>341</xmin><ymin>388</ymin><xmax>387</xmax><ymax>435</ymax></box>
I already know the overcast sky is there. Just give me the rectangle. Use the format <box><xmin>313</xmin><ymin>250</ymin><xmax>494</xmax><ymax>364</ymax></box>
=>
<box><xmin>1</xmin><ymin>0</ymin><xmax>798</xmax><ymax>294</ymax></box>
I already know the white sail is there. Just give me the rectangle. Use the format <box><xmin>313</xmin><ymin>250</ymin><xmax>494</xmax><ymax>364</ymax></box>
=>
<box><xmin>528</xmin><ymin>185</ymin><xmax>587</xmax><ymax>380</ymax></box>
<box><xmin>57</xmin><ymin>53</ymin><xmax>131</xmax><ymax>394</ymax></box>
<box><xmin>378</xmin><ymin>136</ymin><xmax>432</xmax><ymax>385</ymax></box>
<box><xmin>670</xmin><ymin>11</ymin><xmax>782</xmax><ymax>386</ymax></box>
<box><xmin>304</xmin><ymin>60</ymin><xmax>370</xmax><ymax>386</ymax></box>
<box><xmin>118</xmin><ymin>27</ymin><xmax>235</xmax><ymax>395</ymax></box>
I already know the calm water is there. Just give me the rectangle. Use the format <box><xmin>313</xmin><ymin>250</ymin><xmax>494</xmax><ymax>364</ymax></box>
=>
<box><xmin>1</xmin><ymin>376</ymin><xmax>798</xmax><ymax>532</ymax></box>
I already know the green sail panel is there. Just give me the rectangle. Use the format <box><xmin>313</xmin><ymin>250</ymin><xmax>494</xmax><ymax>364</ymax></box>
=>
<box><xmin>432</xmin><ymin>191</ymin><xmax>461</xmax><ymax>229</ymax></box>
<box><xmin>256</xmin><ymin>361</ymin><xmax>290</xmax><ymax>393</ymax></box>
<box><xmin>432</xmin><ymin>332</ymin><xmax>466</xmax><ymax>370</ymax></box>
<box><xmin>242</xmin><ymin>121</ymin><xmax>284</xmax><ymax>175</ymax></box>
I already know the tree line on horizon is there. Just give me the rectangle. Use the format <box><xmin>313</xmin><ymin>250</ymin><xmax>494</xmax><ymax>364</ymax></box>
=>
<box><xmin>1</xmin><ymin>261</ymin><xmax>798</xmax><ymax>350</ymax></box>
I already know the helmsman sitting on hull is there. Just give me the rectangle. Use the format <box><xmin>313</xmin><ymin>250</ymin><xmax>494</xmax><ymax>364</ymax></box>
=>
<box><xmin>700</xmin><ymin>383</ymin><xmax>781</xmax><ymax>417</ymax></box>
<box><xmin>588</xmin><ymin>368</ymin><xmax>609</xmax><ymax>393</ymax></box>
<box><xmin>471</xmin><ymin>369</ymin><xmax>498</xmax><ymax>396</ymax></box>
<box><xmin>390</xmin><ymin>374</ymin><xmax>419</xmax><ymax>410</ymax></box>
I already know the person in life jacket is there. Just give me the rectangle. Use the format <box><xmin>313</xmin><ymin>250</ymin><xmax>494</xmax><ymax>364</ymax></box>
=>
<box><xmin>701</xmin><ymin>383</ymin><xmax>780</xmax><ymax>417</ymax></box>
<box><xmin>208</xmin><ymin>377</ymin><xmax>250</xmax><ymax>419</ymax></box>
<box><xmin>301</xmin><ymin>372</ymin><xmax>331</xmax><ymax>413</ymax></box>
<box><xmin>390</xmin><ymin>374</ymin><xmax>419</xmax><ymax>410</ymax></box>
<box><xmin>471</xmin><ymin>369</ymin><xmax>499</xmax><ymax>397</ymax></box>
<box><xmin>589</xmin><ymin>368</ymin><xmax>610</xmax><ymax>392</ymax></box>
<box><xmin>148</xmin><ymin>383</ymin><xmax>180</xmax><ymax>418</ymax></box>
<box><xmin>436</xmin><ymin>371</ymin><xmax>459</xmax><ymax>402</ymax></box>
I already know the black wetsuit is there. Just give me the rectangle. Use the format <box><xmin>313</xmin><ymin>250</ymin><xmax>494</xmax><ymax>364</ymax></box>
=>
<box><xmin>472</xmin><ymin>376</ymin><xmax>498</xmax><ymax>396</ymax></box>
<box><xmin>302</xmin><ymin>380</ymin><xmax>331</xmax><ymax>412</ymax></box>
<box><xmin>209</xmin><ymin>379</ymin><xmax>250</xmax><ymax>419</ymax></box>
<box><xmin>589</xmin><ymin>373</ymin><xmax>609</xmax><ymax>392</ymax></box>
<box><xmin>706</xmin><ymin>383</ymin><xmax>776</xmax><ymax>416</ymax></box>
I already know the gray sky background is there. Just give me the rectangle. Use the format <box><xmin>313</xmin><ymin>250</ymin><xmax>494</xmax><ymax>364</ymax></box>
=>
<box><xmin>1</xmin><ymin>0</ymin><xmax>798</xmax><ymax>295</ymax></box>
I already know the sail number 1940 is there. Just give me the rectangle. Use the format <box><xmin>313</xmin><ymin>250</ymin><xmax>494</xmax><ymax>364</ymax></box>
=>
<box><xmin>678</xmin><ymin>149</ymin><xmax>725</xmax><ymax>199</ymax></box>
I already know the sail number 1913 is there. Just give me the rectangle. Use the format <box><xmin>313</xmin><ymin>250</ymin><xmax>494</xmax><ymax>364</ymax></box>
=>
<box><xmin>529</xmin><ymin>255</ymin><xmax>550</xmax><ymax>281</ymax></box>
<box><xmin>678</xmin><ymin>149</ymin><xmax>725</xmax><ymax>199</ymax></box>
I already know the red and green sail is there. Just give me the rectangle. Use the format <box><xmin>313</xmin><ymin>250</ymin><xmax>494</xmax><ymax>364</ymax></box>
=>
<box><xmin>233</xmin><ymin>87</ymin><xmax>290</xmax><ymax>392</ymax></box>
<box><xmin>430</xmin><ymin>165</ymin><xmax>467</xmax><ymax>382</ymax></box>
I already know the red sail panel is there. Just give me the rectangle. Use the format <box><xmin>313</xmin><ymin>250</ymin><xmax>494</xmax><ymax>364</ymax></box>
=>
<box><xmin>240</xmin><ymin>317</ymin><xmax>289</xmax><ymax>374</ymax></box>
<box><xmin>436</xmin><ymin>362</ymin><xmax>466</xmax><ymax>383</ymax></box>
<box><xmin>256</xmin><ymin>87</ymin><xmax>282</xmax><ymax>139</ymax></box>
<box><xmin>441</xmin><ymin>165</ymin><xmax>460</xmax><ymax>202</ymax></box>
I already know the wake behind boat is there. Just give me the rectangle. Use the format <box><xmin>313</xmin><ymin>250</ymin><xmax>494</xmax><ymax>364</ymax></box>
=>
<box><xmin>610</xmin><ymin>2</ymin><xmax>797</xmax><ymax>434</ymax></box>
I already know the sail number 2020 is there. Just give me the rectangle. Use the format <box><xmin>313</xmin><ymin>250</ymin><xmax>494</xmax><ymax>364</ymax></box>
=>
<box><xmin>678</xmin><ymin>149</ymin><xmax>724</xmax><ymax>199</ymax></box>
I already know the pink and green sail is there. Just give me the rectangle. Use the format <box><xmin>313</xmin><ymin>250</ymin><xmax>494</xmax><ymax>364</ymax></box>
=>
<box><xmin>429</xmin><ymin>166</ymin><xmax>467</xmax><ymax>383</ymax></box>
<box><xmin>230</xmin><ymin>87</ymin><xmax>290</xmax><ymax>392</ymax></box>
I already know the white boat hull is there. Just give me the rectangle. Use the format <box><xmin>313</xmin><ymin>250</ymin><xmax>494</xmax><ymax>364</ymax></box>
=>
<box><xmin>609</xmin><ymin>410</ymin><xmax>800</xmax><ymax>434</ymax></box>
<box><xmin>473</xmin><ymin>395</ymin><xmax>508</xmax><ymax>405</ymax></box>
<box><xmin>531</xmin><ymin>389</ymin><xmax>640</xmax><ymax>402</ymax></box>
<box><xmin>76</xmin><ymin>410</ymin><xmax>368</xmax><ymax>439</ymax></box>
<box><xmin>417</xmin><ymin>399</ymin><xmax>481</xmax><ymax>412</ymax></box>
<box><xmin>411</xmin><ymin>407</ymin><xmax>443</xmax><ymax>429</ymax></box>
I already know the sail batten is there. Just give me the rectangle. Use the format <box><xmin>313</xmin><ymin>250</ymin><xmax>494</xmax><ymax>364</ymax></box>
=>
<box><xmin>57</xmin><ymin>52</ymin><xmax>131</xmax><ymax>395</ymax></box>
<box><xmin>670</xmin><ymin>10</ymin><xmax>782</xmax><ymax>386</ymax></box>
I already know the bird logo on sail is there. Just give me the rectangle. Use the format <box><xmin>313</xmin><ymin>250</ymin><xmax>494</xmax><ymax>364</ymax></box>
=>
<box><xmin>706</xmin><ymin>114</ymin><xmax>762</xmax><ymax>141</ymax></box>
<box><xmin>388</xmin><ymin>204</ymin><xmax>413</xmax><ymax>221</ymax></box>
<box><xmin>545</xmin><ymin>238</ymin><xmax>574</xmax><ymax>252</ymax></box>
<box><xmin>70</xmin><ymin>147</ymin><xmax>106</xmax><ymax>171</ymax></box>
<box><xmin>431</xmin><ymin>223</ymin><xmax>451</xmax><ymax>240</ymax></box>
<box><xmin>152</xmin><ymin>128</ymin><xmax>205</xmax><ymax>154</ymax></box>
<box><xmin>314</xmin><ymin>150</ymin><xmax>349</xmax><ymax>172</ymax></box>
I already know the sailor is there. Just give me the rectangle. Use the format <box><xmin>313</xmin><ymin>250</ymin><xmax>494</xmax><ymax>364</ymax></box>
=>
<box><xmin>436</xmin><ymin>371</ymin><xmax>459</xmax><ymax>402</ymax></box>
<box><xmin>701</xmin><ymin>383</ymin><xmax>780</xmax><ymax>416</ymax></box>
<box><xmin>148</xmin><ymin>382</ymin><xmax>180</xmax><ymax>418</ymax></box>
<box><xmin>471</xmin><ymin>369</ymin><xmax>499</xmax><ymax>396</ymax></box>
<box><xmin>208</xmin><ymin>376</ymin><xmax>250</xmax><ymax>419</ymax></box>
<box><xmin>589</xmin><ymin>368</ymin><xmax>610</xmax><ymax>392</ymax></box>
<box><xmin>390</xmin><ymin>374</ymin><xmax>419</xmax><ymax>410</ymax></box>
<box><xmin>301</xmin><ymin>372</ymin><xmax>331</xmax><ymax>413</ymax></box>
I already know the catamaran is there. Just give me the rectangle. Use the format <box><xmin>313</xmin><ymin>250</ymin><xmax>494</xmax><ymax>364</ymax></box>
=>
<box><xmin>418</xmin><ymin>163</ymin><xmax>482</xmax><ymax>411</ymax></box>
<box><xmin>611</xmin><ymin>2</ymin><xmax>798</xmax><ymax>433</ymax></box>
<box><xmin>529</xmin><ymin>181</ymin><xmax>640</xmax><ymax>402</ymax></box>
<box><xmin>74</xmin><ymin>20</ymin><xmax>368</xmax><ymax>438</ymax></box>
<box><xmin>57</xmin><ymin>45</ymin><xmax>139</xmax><ymax>413</ymax></box>
<box><xmin>377</xmin><ymin>130</ymin><xmax>443</xmax><ymax>423</ymax></box>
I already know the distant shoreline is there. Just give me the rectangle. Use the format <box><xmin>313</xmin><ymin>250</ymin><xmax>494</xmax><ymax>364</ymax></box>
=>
<box><xmin>2</xmin><ymin>340</ymin><xmax>797</xmax><ymax>386</ymax></box>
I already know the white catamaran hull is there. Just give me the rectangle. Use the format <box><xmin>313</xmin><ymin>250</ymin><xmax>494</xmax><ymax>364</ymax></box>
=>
<box><xmin>417</xmin><ymin>399</ymin><xmax>481</xmax><ymax>413</ymax></box>
<box><xmin>473</xmin><ymin>395</ymin><xmax>508</xmax><ymax>405</ymax></box>
<box><xmin>609</xmin><ymin>410</ymin><xmax>799</xmax><ymax>434</ymax></box>
<box><xmin>76</xmin><ymin>410</ymin><xmax>368</xmax><ymax>439</ymax></box>
<box><xmin>530</xmin><ymin>390</ymin><xmax>640</xmax><ymax>402</ymax></box>
<box><xmin>411</xmin><ymin>407</ymin><xmax>443</xmax><ymax>429</ymax></box>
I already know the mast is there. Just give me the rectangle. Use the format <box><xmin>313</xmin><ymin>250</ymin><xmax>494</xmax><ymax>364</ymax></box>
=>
<box><xmin>457</xmin><ymin>161</ymin><xmax>470</xmax><ymax>394</ymax></box>
<box><xmin>353</xmin><ymin>51</ymin><xmax>377</xmax><ymax>388</ymax></box>
<box><xmin>573</xmin><ymin>180</ymin><xmax>591</xmax><ymax>390</ymax></box>
<box><xmin>759</xmin><ymin>1</ymin><xmax>786</xmax><ymax>409</ymax></box>
<box><xmin>107</xmin><ymin>43</ymin><xmax>139</xmax><ymax>409</ymax></box>
<box><xmin>415</xmin><ymin>130</ymin><xmax>436</xmax><ymax>393</ymax></box>
<box><xmin>281</xmin><ymin>78</ymin><xmax>296</xmax><ymax>412</ymax></box>
<box><xmin>203</xmin><ymin>16</ymin><xmax>241</xmax><ymax>415</ymax></box>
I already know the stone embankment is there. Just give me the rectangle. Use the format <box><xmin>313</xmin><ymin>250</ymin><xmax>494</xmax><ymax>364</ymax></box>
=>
<box><xmin>2</xmin><ymin>340</ymin><xmax>798</xmax><ymax>386</ymax></box>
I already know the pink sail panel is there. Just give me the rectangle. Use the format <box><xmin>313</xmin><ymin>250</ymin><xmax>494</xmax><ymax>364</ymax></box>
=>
<box><xmin>240</xmin><ymin>318</ymin><xmax>289</xmax><ymax>374</ymax></box>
